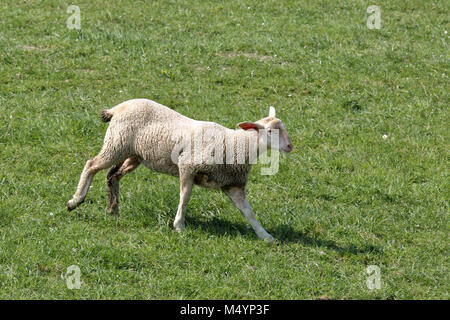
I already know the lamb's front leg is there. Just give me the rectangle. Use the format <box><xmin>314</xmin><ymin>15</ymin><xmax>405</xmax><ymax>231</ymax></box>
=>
<box><xmin>222</xmin><ymin>186</ymin><xmax>274</xmax><ymax>242</ymax></box>
<box><xmin>173</xmin><ymin>175</ymin><xmax>194</xmax><ymax>232</ymax></box>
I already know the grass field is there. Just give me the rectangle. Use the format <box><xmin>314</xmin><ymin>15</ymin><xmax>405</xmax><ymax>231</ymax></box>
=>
<box><xmin>0</xmin><ymin>0</ymin><xmax>448</xmax><ymax>299</ymax></box>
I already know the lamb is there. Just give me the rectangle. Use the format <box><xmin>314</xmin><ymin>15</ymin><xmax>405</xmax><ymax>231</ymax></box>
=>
<box><xmin>67</xmin><ymin>99</ymin><xmax>293</xmax><ymax>242</ymax></box>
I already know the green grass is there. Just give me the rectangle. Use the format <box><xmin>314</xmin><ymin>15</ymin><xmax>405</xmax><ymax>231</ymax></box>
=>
<box><xmin>0</xmin><ymin>0</ymin><xmax>448</xmax><ymax>299</ymax></box>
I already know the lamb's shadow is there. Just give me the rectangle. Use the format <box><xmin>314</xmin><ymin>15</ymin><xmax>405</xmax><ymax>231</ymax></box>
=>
<box><xmin>187</xmin><ymin>216</ymin><xmax>382</xmax><ymax>256</ymax></box>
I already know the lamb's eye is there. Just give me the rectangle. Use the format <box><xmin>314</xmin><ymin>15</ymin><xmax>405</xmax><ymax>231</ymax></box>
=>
<box><xmin>266</xmin><ymin>128</ymin><xmax>272</xmax><ymax>134</ymax></box>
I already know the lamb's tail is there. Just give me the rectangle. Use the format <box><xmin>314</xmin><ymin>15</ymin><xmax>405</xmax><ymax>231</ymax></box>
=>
<box><xmin>100</xmin><ymin>101</ymin><xmax>131</xmax><ymax>122</ymax></box>
<box><xmin>99</xmin><ymin>109</ymin><xmax>113</xmax><ymax>122</ymax></box>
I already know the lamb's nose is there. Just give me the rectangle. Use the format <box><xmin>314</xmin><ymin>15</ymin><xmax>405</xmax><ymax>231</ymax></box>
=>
<box><xmin>286</xmin><ymin>143</ymin><xmax>293</xmax><ymax>151</ymax></box>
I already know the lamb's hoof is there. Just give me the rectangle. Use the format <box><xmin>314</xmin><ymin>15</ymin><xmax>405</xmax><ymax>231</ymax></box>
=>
<box><xmin>107</xmin><ymin>206</ymin><xmax>120</xmax><ymax>216</ymax></box>
<box><xmin>173</xmin><ymin>222</ymin><xmax>185</xmax><ymax>233</ymax></box>
<box><xmin>263</xmin><ymin>235</ymin><xmax>276</xmax><ymax>245</ymax></box>
<box><xmin>67</xmin><ymin>199</ymin><xmax>76</xmax><ymax>211</ymax></box>
<box><xmin>174</xmin><ymin>226</ymin><xmax>185</xmax><ymax>233</ymax></box>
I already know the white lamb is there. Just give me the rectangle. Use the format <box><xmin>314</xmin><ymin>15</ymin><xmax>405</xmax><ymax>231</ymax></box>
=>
<box><xmin>67</xmin><ymin>99</ymin><xmax>293</xmax><ymax>242</ymax></box>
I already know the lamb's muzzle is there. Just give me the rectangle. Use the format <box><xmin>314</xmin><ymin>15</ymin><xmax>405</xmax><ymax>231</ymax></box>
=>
<box><xmin>66</xmin><ymin>99</ymin><xmax>293</xmax><ymax>241</ymax></box>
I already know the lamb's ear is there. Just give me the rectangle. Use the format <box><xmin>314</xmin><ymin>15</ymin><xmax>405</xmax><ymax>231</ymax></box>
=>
<box><xmin>269</xmin><ymin>106</ymin><xmax>276</xmax><ymax>117</ymax></box>
<box><xmin>238</xmin><ymin>122</ymin><xmax>264</xmax><ymax>131</ymax></box>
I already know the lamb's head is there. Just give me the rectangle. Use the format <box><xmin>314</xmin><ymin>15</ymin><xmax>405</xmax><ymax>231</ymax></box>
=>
<box><xmin>238</xmin><ymin>107</ymin><xmax>293</xmax><ymax>153</ymax></box>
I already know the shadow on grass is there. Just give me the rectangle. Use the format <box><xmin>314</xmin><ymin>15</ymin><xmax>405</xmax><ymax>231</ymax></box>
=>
<box><xmin>187</xmin><ymin>216</ymin><xmax>382</xmax><ymax>256</ymax></box>
<box><xmin>272</xmin><ymin>224</ymin><xmax>383</xmax><ymax>256</ymax></box>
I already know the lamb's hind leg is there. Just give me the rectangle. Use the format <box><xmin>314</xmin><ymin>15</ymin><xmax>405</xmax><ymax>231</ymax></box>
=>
<box><xmin>107</xmin><ymin>156</ymin><xmax>141</xmax><ymax>215</ymax></box>
<box><xmin>67</xmin><ymin>147</ymin><xmax>122</xmax><ymax>211</ymax></box>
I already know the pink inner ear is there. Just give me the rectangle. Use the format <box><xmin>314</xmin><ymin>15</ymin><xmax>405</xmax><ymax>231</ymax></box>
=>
<box><xmin>239</xmin><ymin>122</ymin><xmax>259</xmax><ymax>131</ymax></box>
